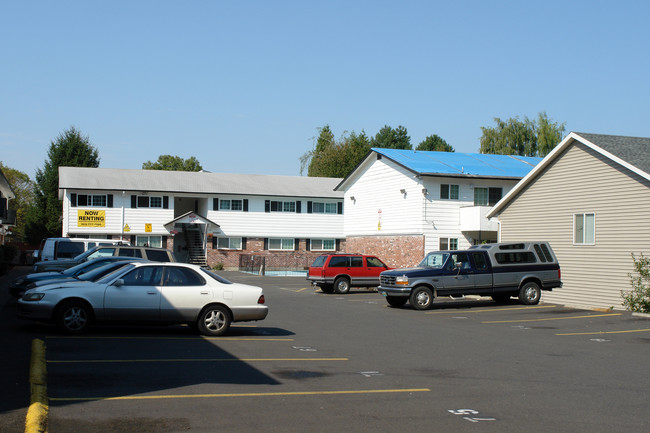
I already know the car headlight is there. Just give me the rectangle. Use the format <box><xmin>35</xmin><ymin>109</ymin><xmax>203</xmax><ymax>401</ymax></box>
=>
<box><xmin>10</xmin><ymin>278</ymin><xmax>25</xmax><ymax>287</ymax></box>
<box><xmin>396</xmin><ymin>275</ymin><xmax>409</xmax><ymax>285</ymax></box>
<box><xmin>22</xmin><ymin>292</ymin><xmax>45</xmax><ymax>301</ymax></box>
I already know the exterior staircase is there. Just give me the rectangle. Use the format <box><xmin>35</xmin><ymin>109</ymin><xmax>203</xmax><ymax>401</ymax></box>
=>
<box><xmin>184</xmin><ymin>225</ymin><xmax>207</xmax><ymax>267</ymax></box>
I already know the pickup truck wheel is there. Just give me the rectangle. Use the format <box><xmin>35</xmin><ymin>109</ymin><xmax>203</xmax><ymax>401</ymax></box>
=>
<box><xmin>320</xmin><ymin>284</ymin><xmax>334</xmax><ymax>294</ymax></box>
<box><xmin>334</xmin><ymin>277</ymin><xmax>351</xmax><ymax>294</ymax></box>
<box><xmin>410</xmin><ymin>286</ymin><xmax>434</xmax><ymax>310</ymax></box>
<box><xmin>519</xmin><ymin>282</ymin><xmax>541</xmax><ymax>305</ymax></box>
<box><xmin>386</xmin><ymin>296</ymin><xmax>407</xmax><ymax>308</ymax></box>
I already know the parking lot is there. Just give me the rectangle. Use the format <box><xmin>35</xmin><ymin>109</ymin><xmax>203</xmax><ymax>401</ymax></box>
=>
<box><xmin>2</xmin><ymin>268</ymin><xmax>650</xmax><ymax>432</ymax></box>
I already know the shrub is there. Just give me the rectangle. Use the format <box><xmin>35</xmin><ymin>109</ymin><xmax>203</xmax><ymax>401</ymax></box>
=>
<box><xmin>213</xmin><ymin>263</ymin><xmax>224</xmax><ymax>271</ymax></box>
<box><xmin>622</xmin><ymin>253</ymin><xmax>650</xmax><ymax>313</ymax></box>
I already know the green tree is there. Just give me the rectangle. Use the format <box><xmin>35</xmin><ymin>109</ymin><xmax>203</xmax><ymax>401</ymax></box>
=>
<box><xmin>479</xmin><ymin>112</ymin><xmax>565</xmax><ymax>157</ymax></box>
<box><xmin>416</xmin><ymin>134</ymin><xmax>455</xmax><ymax>152</ymax></box>
<box><xmin>0</xmin><ymin>163</ymin><xmax>34</xmax><ymax>241</ymax></box>
<box><xmin>301</xmin><ymin>126</ymin><xmax>372</xmax><ymax>178</ymax></box>
<box><xmin>536</xmin><ymin>112</ymin><xmax>566</xmax><ymax>157</ymax></box>
<box><xmin>371</xmin><ymin>125</ymin><xmax>412</xmax><ymax>149</ymax></box>
<box><xmin>622</xmin><ymin>253</ymin><xmax>650</xmax><ymax>313</ymax></box>
<box><xmin>142</xmin><ymin>155</ymin><xmax>203</xmax><ymax>171</ymax></box>
<box><xmin>25</xmin><ymin>126</ymin><xmax>100</xmax><ymax>244</ymax></box>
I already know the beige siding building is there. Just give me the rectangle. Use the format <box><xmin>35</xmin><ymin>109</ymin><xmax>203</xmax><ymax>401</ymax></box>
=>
<box><xmin>487</xmin><ymin>132</ymin><xmax>650</xmax><ymax>311</ymax></box>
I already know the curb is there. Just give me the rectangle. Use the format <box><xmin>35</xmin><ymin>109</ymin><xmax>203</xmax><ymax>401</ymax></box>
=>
<box><xmin>25</xmin><ymin>339</ymin><xmax>48</xmax><ymax>433</ymax></box>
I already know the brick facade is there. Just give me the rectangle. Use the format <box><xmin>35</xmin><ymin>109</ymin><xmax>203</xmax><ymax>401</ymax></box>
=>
<box><xmin>206</xmin><ymin>237</ymin><xmax>347</xmax><ymax>271</ymax></box>
<box><xmin>345</xmin><ymin>235</ymin><xmax>425</xmax><ymax>268</ymax></box>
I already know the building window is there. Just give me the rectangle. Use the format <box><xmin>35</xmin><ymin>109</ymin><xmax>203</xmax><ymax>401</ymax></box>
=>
<box><xmin>574</xmin><ymin>213</ymin><xmax>595</xmax><ymax>245</ymax></box>
<box><xmin>312</xmin><ymin>202</ymin><xmax>338</xmax><ymax>214</ymax></box>
<box><xmin>270</xmin><ymin>201</ymin><xmax>296</xmax><ymax>212</ymax></box>
<box><xmin>216</xmin><ymin>237</ymin><xmax>243</xmax><ymax>250</ymax></box>
<box><xmin>136</xmin><ymin>235</ymin><xmax>162</xmax><ymax>248</ymax></box>
<box><xmin>310</xmin><ymin>239</ymin><xmax>335</xmax><ymax>251</ymax></box>
<box><xmin>77</xmin><ymin>194</ymin><xmax>107</xmax><ymax>207</ymax></box>
<box><xmin>474</xmin><ymin>187</ymin><xmax>502</xmax><ymax>206</ymax></box>
<box><xmin>440</xmin><ymin>238</ymin><xmax>458</xmax><ymax>250</ymax></box>
<box><xmin>220</xmin><ymin>199</ymin><xmax>243</xmax><ymax>211</ymax></box>
<box><xmin>137</xmin><ymin>196</ymin><xmax>163</xmax><ymax>208</ymax></box>
<box><xmin>269</xmin><ymin>238</ymin><xmax>295</xmax><ymax>250</ymax></box>
<box><xmin>440</xmin><ymin>184</ymin><xmax>459</xmax><ymax>200</ymax></box>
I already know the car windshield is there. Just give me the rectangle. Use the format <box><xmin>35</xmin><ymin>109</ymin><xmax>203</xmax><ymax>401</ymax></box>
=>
<box><xmin>78</xmin><ymin>262</ymin><xmax>135</xmax><ymax>282</ymax></box>
<box><xmin>418</xmin><ymin>252</ymin><xmax>449</xmax><ymax>269</ymax></box>
<box><xmin>95</xmin><ymin>263</ymin><xmax>137</xmax><ymax>284</ymax></box>
<box><xmin>200</xmin><ymin>268</ymin><xmax>233</xmax><ymax>284</ymax></box>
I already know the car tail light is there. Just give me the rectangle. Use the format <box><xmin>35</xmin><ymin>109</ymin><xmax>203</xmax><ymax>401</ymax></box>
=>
<box><xmin>558</xmin><ymin>269</ymin><xmax>561</xmax><ymax>279</ymax></box>
<box><xmin>257</xmin><ymin>295</ymin><xmax>265</xmax><ymax>304</ymax></box>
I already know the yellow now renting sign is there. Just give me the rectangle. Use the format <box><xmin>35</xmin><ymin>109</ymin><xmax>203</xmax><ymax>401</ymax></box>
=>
<box><xmin>77</xmin><ymin>210</ymin><xmax>106</xmax><ymax>227</ymax></box>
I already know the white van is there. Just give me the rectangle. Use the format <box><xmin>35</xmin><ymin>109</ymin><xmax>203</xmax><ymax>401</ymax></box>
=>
<box><xmin>36</xmin><ymin>238</ymin><xmax>130</xmax><ymax>262</ymax></box>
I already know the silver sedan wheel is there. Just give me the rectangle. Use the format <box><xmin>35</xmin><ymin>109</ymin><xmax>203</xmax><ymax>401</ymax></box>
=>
<box><xmin>198</xmin><ymin>305</ymin><xmax>232</xmax><ymax>336</ymax></box>
<box><xmin>57</xmin><ymin>302</ymin><xmax>91</xmax><ymax>333</ymax></box>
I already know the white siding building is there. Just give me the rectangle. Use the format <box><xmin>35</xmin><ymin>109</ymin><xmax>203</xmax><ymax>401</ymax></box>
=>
<box><xmin>487</xmin><ymin>132</ymin><xmax>650</xmax><ymax>311</ymax></box>
<box><xmin>59</xmin><ymin>167</ymin><xmax>344</xmax><ymax>270</ymax></box>
<box><xmin>335</xmin><ymin>148</ymin><xmax>541</xmax><ymax>268</ymax></box>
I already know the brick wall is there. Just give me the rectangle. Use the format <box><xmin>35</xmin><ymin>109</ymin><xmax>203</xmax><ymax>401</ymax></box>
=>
<box><xmin>206</xmin><ymin>237</ymin><xmax>347</xmax><ymax>271</ymax></box>
<box><xmin>345</xmin><ymin>235</ymin><xmax>425</xmax><ymax>268</ymax></box>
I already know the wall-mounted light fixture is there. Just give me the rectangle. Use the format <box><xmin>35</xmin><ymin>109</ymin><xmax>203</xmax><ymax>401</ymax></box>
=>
<box><xmin>400</xmin><ymin>189</ymin><xmax>406</xmax><ymax>194</ymax></box>
<box><xmin>422</xmin><ymin>188</ymin><xmax>428</xmax><ymax>195</ymax></box>
<box><xmin>350</xmin><ymin>196</ymin><xmax>356</xmax><ymax>201</ymax></box>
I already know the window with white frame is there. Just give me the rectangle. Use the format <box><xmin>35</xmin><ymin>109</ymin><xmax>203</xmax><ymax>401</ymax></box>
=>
<box><xmin>136</xmin><ymin>235</ymin><xmax>162</xmax><ymax>248</ymax></box>
<box><xmin>219</xmin><ymin>199</ymin><xmax>243</xmax><ymax>211</ymax></box>
<box><xmin>574</xmin><ymin>213</ymin><xmax>595</xmax><ymax>245</ymax></box>
<box><xmin>268</xmin><ymin>238</ymin><xmax>295</xmax><ymax>250</ymax></box>
<box><xmin>440</xmin><ymin>237</ymin><xmax>458</xmax><ymax>250</ymax></box>
<box><xmin>440</xmin><ymin>184</ymin><xmax>459</xmax><ymax>200</ymax></box>
<box><xmin>76</xmin><ymin>194</ymin><xmax>107</xmax><ymax>207</ymax></box>
<box><xmin>137</xmin><ymin>196</ymin><xmax>163</xmax><ymax>208</ymax></box>
<box><xmin>312</xmin><ymin>202</ymin><xmax>338</xmax><ymax>214</ymax></box>
<box><xmin>216</xmin><ymin>237</ymin><xmax>243</xmax><ymax>250</ymax></box>
<box><xmin>310</xmin><ymin>239</ymin><xmax>336</xmax><ymax>251</ymax></box>
<box><xmin>270</xmin><ymin>201</ymin><xmax>296</xmax><ymax>212</ymax></box>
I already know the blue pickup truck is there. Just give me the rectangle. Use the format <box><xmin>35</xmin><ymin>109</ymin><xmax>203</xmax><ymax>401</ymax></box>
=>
<box><xmin>378</xmin><ymin>242</ymin><xmax>562</xmax><ymax>310</ymax></box>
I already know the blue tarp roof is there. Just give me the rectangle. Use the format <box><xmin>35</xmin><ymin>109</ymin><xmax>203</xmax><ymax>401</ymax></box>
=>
<box><xmin>373</xmin><ymin>148</ymin><xmax>542</xmax><ymax>178</ymax></box>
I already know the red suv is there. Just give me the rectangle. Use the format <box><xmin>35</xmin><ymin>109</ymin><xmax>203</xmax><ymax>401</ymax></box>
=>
<box><xmin>307</xmin><ymin>254</ymin><xmax>392</xmax><ymax>294</ymax></box>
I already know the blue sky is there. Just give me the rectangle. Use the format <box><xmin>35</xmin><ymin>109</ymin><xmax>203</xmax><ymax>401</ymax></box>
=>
<box><xmin>2</xmin><ymin>0</ymin><xmax>649</xmax><ymax>179</ymax></box>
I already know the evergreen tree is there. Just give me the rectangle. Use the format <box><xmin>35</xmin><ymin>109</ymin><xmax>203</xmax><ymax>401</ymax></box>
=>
<box><xmin>25</xmin><ymin>127</ymin><xmax>100</xmax><ymax>243</ymax></box>
<box><xmin>416</xmin><ymin>134</ymin><xmax>454</xmax><ymax>152</ymax></box>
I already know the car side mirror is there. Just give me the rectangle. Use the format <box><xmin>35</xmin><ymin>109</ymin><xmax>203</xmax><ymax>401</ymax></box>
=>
<box><xmin>113</xmin><ymin>279</ymin><xmax>124</xmax><ymax>287</ymax></box>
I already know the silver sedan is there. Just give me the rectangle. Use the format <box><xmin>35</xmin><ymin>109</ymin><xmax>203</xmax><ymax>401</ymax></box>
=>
<box><xmin>18</xmin><ymin>262</ymin><xmax>268</xmax><ymax>336</ymax></box>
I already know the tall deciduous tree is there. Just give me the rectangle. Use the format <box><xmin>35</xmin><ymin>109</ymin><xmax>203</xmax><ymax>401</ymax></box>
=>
<box><xmin>479</xmin><ymin>112</ymin><xmax>565</xmax><ymax>157</ymax></box>
<box><xmin>142</xmin><ymin>155</ymin><xmax>203</xmax><ymax>171</ymax></box>
<box><xmin>416</xmin><ymin>134</ymin><xmax>455</xmax><ymax>152</ymax></box>
<box><xmin>0</xmin><ymin>163</ymin><xmax>34</xmax><ymax>241</ymax></box>
<box><xmin>25</xmin><ymin>126</ymin><xmax>100</xmax><ymax>244</ymax></box>
<box><xmin>371</xmin><ymin>125</ymin><xmax>412</xmax><ymax>149</ymax></box>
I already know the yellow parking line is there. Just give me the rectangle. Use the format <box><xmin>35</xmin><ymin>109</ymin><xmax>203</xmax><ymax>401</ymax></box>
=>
<box><xmin>482</xmin><ymin>313</ymin><xmax>621</xmax><ymax>324</ymax></box>
<box><xmin>557</xmin><ymin>328</ymin><xmax>650</xmax><ymax>336</ymax></box>
<box><xmin>47</xmin><ymin>357</ymin><xmax>348</xmax><ymax>364</ymax></box>
<box><xmin>427</xmin><ymin>305</ymin><xmax>557</xmax><ymax>314</ymax></box>
<box><xmin>49</xmin><ymin>388</ymin><xmax>430</xmax><ymax>402</ymax></box>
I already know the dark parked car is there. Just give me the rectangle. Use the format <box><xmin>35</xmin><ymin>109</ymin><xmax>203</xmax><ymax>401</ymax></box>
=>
<box><xmin>10</xmin><ymin>256</ymin><xmax>144</xmax><ymax>298</ymax></box>
<box><xmin>307</xmin><ymin>253</ymin><xmax>392</xmax><ymax>294</ymax></box>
